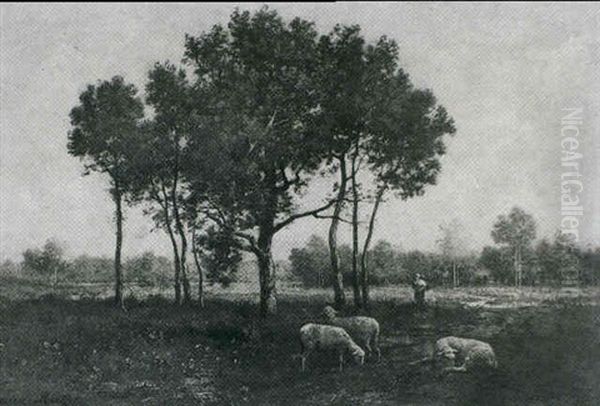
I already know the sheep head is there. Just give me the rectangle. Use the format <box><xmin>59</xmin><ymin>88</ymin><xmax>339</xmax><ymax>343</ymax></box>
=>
<box><xmin>351</xmin><ymin>346</ymin><xmax>365</xmax><ymax>365</ymax></box>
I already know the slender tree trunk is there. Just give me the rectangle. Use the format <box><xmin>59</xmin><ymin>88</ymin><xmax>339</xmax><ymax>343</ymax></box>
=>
<box><xmin>329</xmin><ymin>157</ymin><xmax>347</xmax><ymax>308</ymax></box>
<box><xmin>191</xmin><ymin>227</ymin><xmax>204</xmax><ymax>308</ymax></box>
<box><xmin>160</xmin><ymin>185</ymin><xmax>181</xmax><ymax>304</ymax></box>
<box><xmin>171</xmin><ymin>181</ymin><xmax>191</xmax><ymax>304</ymax></box>
<box><xmin>453</xmin><ymin>261</ymin><xmax>458</xmax><ymax>288</ymax></box>
<box><xmin>176</xmin><ymin>219</ymin><xmax>191</xmax><ymax>304</ymax></box>
<box><xmin>350</xmin><ymin>152</ymin><xmax>362</xmax><ymax>309</ymax></box>
<box><xmin>514</xmin><ymin>246</ymin><xmax>519</xmax><ymax>288</ymax></box>
<box><xmin>517</xmin><ymin>246</ymin><xmax>523</xmax><ymax>287</ymax></box>
<box><xmin>360</xmin><ymin>187</ymin><xmax>384</xmax><ymax>310</ymax></box>
<box><xmin>169</xmin><ymin>135</ymin><xmax>191</xmax><ymax>304</ymax></box>
<box><xmin>113</xmin><ymin>185</ymin><xmax>124</xmax><ymax>308</ymax></box>
<box><xmin>53</xmin><ymin>266</ymin><xmax>58</xmax><ymax>290</ymax></box>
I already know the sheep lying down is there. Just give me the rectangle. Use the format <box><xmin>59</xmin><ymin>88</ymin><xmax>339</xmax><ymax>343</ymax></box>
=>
<box><xmin>299</xmin><ymin>323</ymin><xmax>365</xmax><ymax>371</ymax></box>
<box><xmin>323</xmin><ymin>306</ymin><xmax>381</xmax><ymax>361</ymax></box>
<box><xmin>435</xmin><ymin>336</ymin><xmax>498</xmax><ymax>373</ymax></box>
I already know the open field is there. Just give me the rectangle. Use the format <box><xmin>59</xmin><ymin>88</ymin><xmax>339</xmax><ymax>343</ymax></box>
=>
<box><xmin>3</xmin><ymin>276</ymin><xmax>600</xmax><ymax>308</ymax></box>
<box><xmin>1</xmin><ymin>279</ymin><xmax>600</xmax><ymax>405</ymax></box>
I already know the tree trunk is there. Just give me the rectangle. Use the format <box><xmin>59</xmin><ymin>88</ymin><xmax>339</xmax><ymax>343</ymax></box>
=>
<box><xmin>53</xmin><ymin>266</ymin><xmax>58</xmax><ymax>290</ymax></box>
<box><xmin>171</xmin><ymin>180</ymin><xmax>191</xmax><ymax>305</ymax></box>
<box><xmin>191</xmin><ymin>227</ymin><xmax>204</xmax><ymax>308</ymax></box>
<box><xmin>328</xmin><ymin>157</ymin><xmax>347</xmax><ymax>308</ymax></box>
<box><xmin>452</xmin><ymin>262</ymin><xmax>458</xmax><ymax>288</ymax></box>
<box><xmin>350</xmin><ymin>152</ymin><xmax>362</xmax><ymax>309</ymax></box>
<box><xmin>170</xmin><ymin>136</ymin><xmax>191</xmax><ymax>304</ymax></box>
<box><xmin>113</xmin><ymin>186</ymin><xmax>124</xmax><ymax>308</ymax></box>
<box><xmin>257</xmin><ymin>177</ymin><xmax>279</xmax><ymax>318</ymax></box>
<box><xmin>160</xmin><ymin>185</ymin><xmax>181</xmax><ymax>305</ymax></box>
<box><xmin>360</xmin><ymin>187</ymin><xmax>384</xmax><ymax>310</ymax></box>
<box><xmin>257</xmin><ymin>247</ymin><xmax>277</xmax><ymax>318</ymax></box>
<box><xmin>173</xmin><ymin>212</ymin><xmax>191</xmax><ymax>304</ymax></box>
<box><xmin>514</xmin><ymin>246</ymin><xmax>519</xmax><ymax>288</ymax></box>
<box><xmin>177</xmin><ymin>223</ymin><xmax>191</xmax><ymax>304</ymax></box>
<box><xmin>257</xmin><ymin>224</ymin><xmax>277</xmax><ymax>317</ymax></box>
<box><xmin>516</xmin><ymin>248</ymin><xmax>520</xmax><ymax>287</ymax></box>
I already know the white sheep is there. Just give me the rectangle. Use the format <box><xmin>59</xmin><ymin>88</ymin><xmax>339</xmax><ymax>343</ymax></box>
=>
<box><xmin>323</xmin><ymin>306</ymin><xmax>381</xmax><ymax>361</ymax></box>
<box><xmin>299</xmin><ymin>323</ymin><xmax>365</xmax><ymax>371</ymax></box>
<box><xmin>435</xmin><ymin>336</ymin><xmax>498</xmax><ymax>373</ymax></box>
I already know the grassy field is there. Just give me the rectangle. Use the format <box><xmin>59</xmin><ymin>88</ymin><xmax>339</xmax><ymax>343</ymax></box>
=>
<box><xmin>1</xmin><ymin>278</ymin><xmax>600</xmax><ymax>405</ymax></box>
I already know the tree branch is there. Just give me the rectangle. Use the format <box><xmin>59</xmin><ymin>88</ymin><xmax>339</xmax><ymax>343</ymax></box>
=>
<box><xmin>274</xmin><ymin>198</ymin><xmax>337</xmax><ymax>232</ymax></box>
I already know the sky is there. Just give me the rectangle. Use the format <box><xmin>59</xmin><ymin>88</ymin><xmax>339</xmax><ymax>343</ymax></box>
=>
<box><xmin>1</xmin><ymin>3</ymin><xmax>599</xmax><ymax>262</ymax></box>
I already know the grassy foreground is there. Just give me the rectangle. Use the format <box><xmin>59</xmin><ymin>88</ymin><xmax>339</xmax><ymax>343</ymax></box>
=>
<box><xmin>1</xmin><ymin>280</ymin><xmax>600</xmax><ymax>405</ymax></box>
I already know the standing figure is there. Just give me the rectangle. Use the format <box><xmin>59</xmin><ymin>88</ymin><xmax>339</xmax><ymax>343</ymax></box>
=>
<box><xmin>412</xmin><ymin>273</ymin><xmax>428</xmax><ymax>308</ymax></box>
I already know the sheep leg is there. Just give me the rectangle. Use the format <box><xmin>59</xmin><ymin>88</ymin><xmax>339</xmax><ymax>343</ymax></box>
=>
<box><xmin>365</xmin><ymin>342</ymin><xmax>373</xmax><ymax>359</ymax></box>
<box><xmin>339</xmin><ymin>352</ymin><xmax>344</xmax><ymax>372</ymax></box>
<box><xmin>365</xmin><ymin>340</ymin><xmax>381</xmax><ymax>362</ymax></box>
<box><xmin>301</xmin><ymin>348</ymin><xmax>312</xmax><ymax>372</ymax></box>
<box><xmin>444</xmin><ymin>365</ymin><xmax>467</xmax><ymax>373</ymax></box>
<box><xmin>372</xmin><ymin>333</ymin><xmax>381</xmax><ymax>362</ymax></box>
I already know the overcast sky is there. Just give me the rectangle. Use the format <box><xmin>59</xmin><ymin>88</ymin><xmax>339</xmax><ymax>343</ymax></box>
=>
<box><xmin>1</xmin><ymin>3</ymin><xmax>598</xmax><ymax>262</ymax></box>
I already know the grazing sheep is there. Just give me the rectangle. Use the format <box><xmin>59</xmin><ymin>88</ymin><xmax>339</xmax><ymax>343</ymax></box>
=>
<box><xmin>435</xmin><ymin>336</ymin><xmax>498</xmax><ymax>373</ymax></box>
<box><xmin>299</xmin><ymin>323</ymin><xmax>365</xmax><ymax>371</ymax></box>
<box><xmin>323</xmin><ymin>306</ymin><xmax>381</xmax><ymax>361</ymax></box>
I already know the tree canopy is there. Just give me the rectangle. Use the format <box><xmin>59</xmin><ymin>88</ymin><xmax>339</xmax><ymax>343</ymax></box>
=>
<box><xmin>183</xmin><ymin>8</ymin><xmax>338</xmax><ymax>315</ymax></box>
<box><xmin>68</xmin><ymin>76</ymin><xmax>145</xmax><ymax>307</ymax></box>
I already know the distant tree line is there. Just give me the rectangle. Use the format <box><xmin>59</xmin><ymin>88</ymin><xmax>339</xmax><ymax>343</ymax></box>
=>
<box><xmin>289</xmin><ymin>233</ymin><xmax>600</xmax><ymax>288</ymax></box>
<box><xmin>289</xmin><ymin>206</ymin><xmax>600</xmax><ymax>288</ymax></box>
<box><xmin>2</xmin><ymin>239</ymin><xmax>173</xmax><ymax>288</ymax></box>
<box><xmin>2</xmin><ymin>212</ymin><xmax>599</xmax><ymax>290</ymax></box>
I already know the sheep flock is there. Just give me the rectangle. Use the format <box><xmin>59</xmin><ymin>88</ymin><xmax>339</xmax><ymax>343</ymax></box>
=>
<box><xmin>298</xmin><ymin>306</ymin><xmax>498</xmax><ymax>375</ymax></box>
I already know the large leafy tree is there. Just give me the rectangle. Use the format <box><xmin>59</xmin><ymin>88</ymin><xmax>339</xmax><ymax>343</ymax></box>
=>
<box><xmin>314</xmin><ymin>25</ymin><xmax>368</xmax><ymax>308</ymax></box>
<box><xmin>316</xmin><ymin>26</ymin><xmax>455</xmax><ymax>308</ymax></box>
<box><xmin>129</xmin><ymin>62</ymin><xmax>194</xmax><ymax>305</ymax></box>
<box><xmin>491</xmin><ymin>206</ymin><xmax>537</xmax><ymax>287</ymax></box>
<box><xmin>183</xmin><ymin>8</ymin><xmax>334</xmax><ymax>316</ymax></box>
<box><xmin>359</xmin><ymin>74</ymin><xmax>455</xmax><ymax>307</ymax></box>
<box><xmin>68</xmin><ymin>76</ymin><xmax>144</xmax><ymax>307</ymax></box>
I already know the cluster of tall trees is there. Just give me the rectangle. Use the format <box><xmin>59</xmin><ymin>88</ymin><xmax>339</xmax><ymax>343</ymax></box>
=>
<box><xmin>67</xmin><ymin>8</ymin><xmax>455</xmax><ymax>316</ymax></box>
